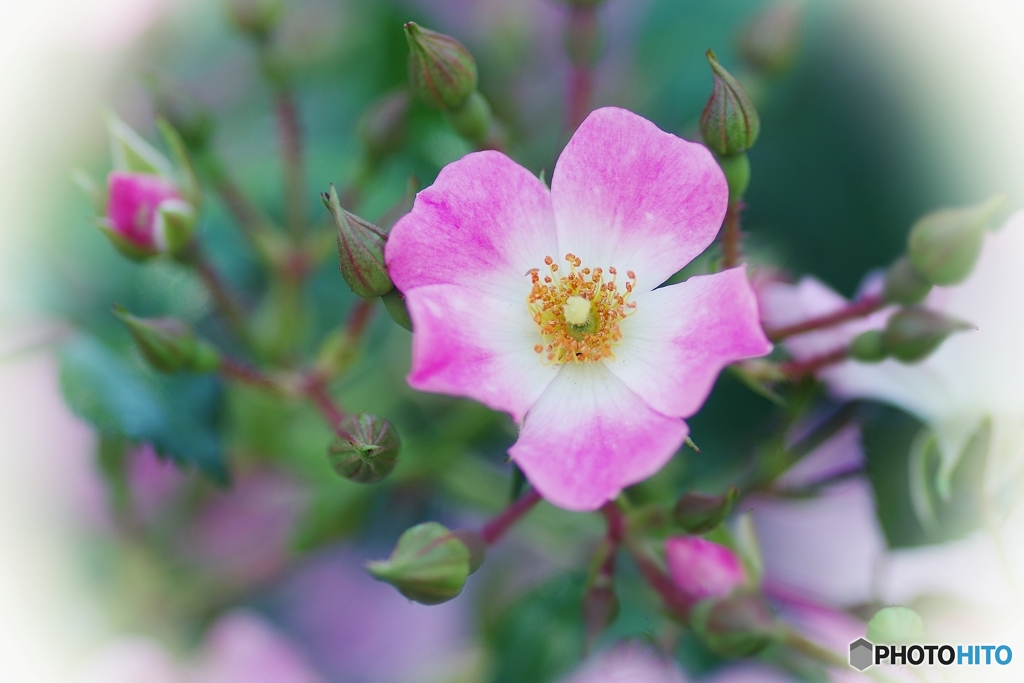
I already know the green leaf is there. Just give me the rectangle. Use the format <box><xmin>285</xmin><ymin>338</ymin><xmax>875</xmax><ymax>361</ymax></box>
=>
<box><xmin>59</xmin><ymin>334</ymin><xmax>227</xmax><ymax>482</ymax></box>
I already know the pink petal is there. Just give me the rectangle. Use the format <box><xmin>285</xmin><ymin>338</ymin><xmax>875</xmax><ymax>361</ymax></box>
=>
<box><xmin>106</xmin><ymin>171</ymin><xmax>180</xmax><ymax>248</ymax></box>
<box><xmin>509</xmin><ymin>363</ymin><xmax>688</xmax><ymax>511</ymax></box>
<box><xmin>550</xmin><ymin>107</ymin><xmax>728</xmax><ymax>294</ymax></box>
<box><xmin>386</xmin><ymin>151</ymin><xmax>558</xmax><ymax>302</ymax></box>
<box><xmin>606</xmin><ymin>267</ymin><xmax>772</xmax><ymax>419</ymax></box>
<box><xmin>665</xmin><ymin>536</ymin><xmax>746</xmax><ymax>602</ymax></box>
<box><xmin>405</xmin><ymin>284</ymin><xmax>559</xmax><ymax>422</ymax></box>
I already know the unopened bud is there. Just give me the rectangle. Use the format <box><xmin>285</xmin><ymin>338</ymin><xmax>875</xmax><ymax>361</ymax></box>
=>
<box><xmin>881</xmin><ymin>307</ymin><xmax>973</xmax><ymax>363</ymax></box>
<box><xmin>382</xmin><ymin>288</ymin><xmax>413</xmax><ymax>331</ymax></box>
<box><xmin>224</xmin><ymin>0</ymin><xmax>283</xmax><ymax>39</ymax></box>
<box><xmin>673</xmin><ymin>488</ymin><xmax>738</xmax><ymax>534</ymax></box>
<box><xmin>907</xmin><ymin>195</ymin><xmax>1007</xmax><ymax>286</ymax></box>
<box><xmin>690</xmin><ymin>591</ymin><xmax>779</xmax><ymax>657</ymax></box>
<box><xmin>366</xmin><ymin>522</ymin><xmax>470</xmax><ymax>605</ymax></box>
<box><xmin>112</xmin><ymin>306</ymin><xmax>220</xmax><ymax>374</ymax></box>
<box><xmin>665</xmin><ymin>536</ymin><xmax>746</xmax><ymax>603</ymax></box>
<box><xmin>359</xmin><ymin>90</ymin><xmax>412</xmax><ymax>164</ymax></box>
<box><xmin>700</xmin><ymin>49</ymin><xmax>760</xmax><ymax>157</ymax></box>
<box><xmin>99</xmin><ymin>172</ymin><xmax>194</xmax><ymax>260</ymax></box>
<box><xmin>144</xmin><ymin>74</ymin><xmax>214</xmax><ymax>151</ymax></box>
<box><xmin>866</xmin><ymin>606</ymin><xmax>926</xmax><ymax>645</ymax></box>
<box><xmin>739</xmin><ymin>1</ymin><xmax>803</xmax><ymax>76</ymax></box>
<box><xmin>883</xmin><ymin>256</ymin><xmax>932</xmax><ymax>305</ymax></box>
<box><xmin>322</xmin><ymin>184</ymin><xmax>393</xmax><ymax>298</ymax></box>
<box><xmin>848</xmin><ymin>329</ymin><xmax>887</xmax><ymax>363</ymax></box>
<box><xmin>404</xmin><ymin>22</ymin><xmax>478</xmax><ymax>110</ymax></box>
<box><xmin>327</xmin><ymin>413</ymin><xmax>400</xmax><ymax>484</ymax></box>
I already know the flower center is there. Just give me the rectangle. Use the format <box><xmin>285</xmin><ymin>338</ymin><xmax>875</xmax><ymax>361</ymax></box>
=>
<box><xmin>527</xmin><ymin>253</ymin><xmax>636</xmax><ymax>364</ymax></box>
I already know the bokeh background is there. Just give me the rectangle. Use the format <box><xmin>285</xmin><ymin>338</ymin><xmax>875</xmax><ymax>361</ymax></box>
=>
<box><xmin>2</xmin><ymin>0</ymin><xmax>1024</xmax><ymax>681</ymax></box>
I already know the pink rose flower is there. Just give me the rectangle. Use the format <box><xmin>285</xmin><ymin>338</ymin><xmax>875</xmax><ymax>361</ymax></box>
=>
<box><xmin>102</xmin><ymin>170</ymin><xmax>185</xmax><ymax>255</ymax></box>
<box><xmin>386</xmin><ymin>107</ymin><xmax>771</xmax><ymax>510</ymax></box>
<box><xmin>665</xmin><ymin>536</ymin><xmax>746</xmax><ymax>602</ymax></box>
<box><xmin>559</xmin><ymin>642</ymin><xmax>687</xmax><ymax>683</ymax></box>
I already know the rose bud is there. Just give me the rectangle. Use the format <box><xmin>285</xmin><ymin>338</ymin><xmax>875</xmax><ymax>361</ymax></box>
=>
<box><xmin>322</xmin><ymin>184</ymin><xmax>393</xmax><ymax>299</ymax></box>
<box><xmin>112</xmin><ymin>306</ymin><xmax>221</xmax><ymax>374</ymax></box>
<box><xmin>881</xmin><ymin>307</ymin><xmax>974</xmax><ymax>363</ymax></box>
<box><xmin>327</xmin><ymin>413</ymin><xmax>401</xmax><ymax>484</ymax></box>
<box><xmin>366</xmin><ymin>522</ymin><xmax>471</xmax><ymax>605</ymax></box>
<box><xmin>700</xmin><ymin>49</ymin><xmax>761</xmax><ymax>158</ymax></box>
<box><xmin>665</xmin><ymin>536</ymin><xmax>746</xmax><ymax>602</ymax></box>
<box><xmin>404</xmin><ymin>22</ymin><xmax>478</xmax><ymax>111</ymax></box>
<box><xmin>907</xmin><ymin>194</ymin><xmax>1007</xmax><ymax>286</ymax></box>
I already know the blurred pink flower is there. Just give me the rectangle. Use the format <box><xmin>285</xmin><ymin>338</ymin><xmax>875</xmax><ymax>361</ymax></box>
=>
<box><xmin>273</xmin><ymin>550</ymin><xmax>472</xmax><ymax>683</ymax></box>
<box><xmin>74</xmin><ymin>611</ymin><xmax>324</xmax><ymax>683</ymax></box>
<box><xmin>192</xmin><ymin>611</ymin><xmax>324</xmax><ymax>683</ymax></box>
<box><xmin>178</xmin><ymin>471</ymin><xmax>307</xmax><ymax>587</ymax></box>
<box><xmin>387</xmin><ymin>107</ymin><xmax>770</xmax><ymax>511</ymax></box>
<box><xmin>559</xmin><ymin>642</ymin><xmax>687</xmax><ymax>683</ymax></box>
<box><xmin>665</xmin><ymin>536</ymin><xmax>746</xmax><ymax>602</ymax></box>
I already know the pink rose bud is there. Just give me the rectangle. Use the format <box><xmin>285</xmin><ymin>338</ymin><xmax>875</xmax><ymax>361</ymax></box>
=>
<box><xmin>99</xmin><ymin>171</ymin><xmax>194</xmax><ymax>259</ymax></box>
<box><xmin>665</xmin><ymin>536</ymin><xmax>746</xmax><ymax>602</ymax></box>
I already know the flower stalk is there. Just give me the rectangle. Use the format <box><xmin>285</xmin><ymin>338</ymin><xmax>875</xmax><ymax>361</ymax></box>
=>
<box><xmin>766</xmin><ymin>292</ymin><xmax>885</xmax><ymax>341</ymax></box>
<box><xmin>479</xmin><ymin>489</ymin><xmax>543</xmax><ymax>545</ymax></box>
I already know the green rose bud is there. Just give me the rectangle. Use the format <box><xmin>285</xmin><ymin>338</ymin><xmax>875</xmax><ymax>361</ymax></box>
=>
<box><xmin>224</xmin><ymin>0</ymin><xmax>283</xmax><ymax>39</ymax></box>
<box><xmin>366</xmin><ymin>522</ymin><xmax>471</xmax><ymax>605</ymax></box>
<box><xmin>739</xmin><ymin>1</ymin><xmax>803</xmax><ymax>76</ymax></box>
<box><xmin>867</xmin><ymin>606</ymin><xmax>926</xmax><ymax>645</ymax></box>
<box><xmin>690</xmin><ymin>590</ymin><xmax>780</xmax><ymax>657</ymax></box>
<box><xmin>883</xmin><ymin>256</ymin><xmax>932</xmax><ymax>305</ymax></box>
<box><xmin>848</xmin><ymin>329</ymin><xmax>888</xmax><ymax>362</ymax></box>
<box><xmin>700</xmin><ymin>49</ymin><xmax>761</xmax><ymax>157</ymax></box>
<box><xmin>322</xmin><ymin>184</ymin><xmax>393</xmax><ymax>299</ymax></box>
<box><xmin>404</xmin><ymin>22</ymin><xmax>478</xmax><ymax>111</ymax></box>
<box><xmin>112</xmin><ymin>306</ymin><xmax>220</xmax><ymax>374</ymax></box>
<box><xmin>358</xmin><ymin>90</ymin><xmax>412</xmax><ymax>164</ymax></box>
<box><xmin>673</xmin><ymin>487</ymin><xmax>738</xmax><ymax>534</ymax></box>
<box><xmin>907</xmin><ymin>194</ymin><xmax>1007</xmax><ymax>286</ymax></box>
<box><xmin>881</xmin><ymin>307</ymin><xmax>974</xmax><ymax>363</ymax></box>
<box><xmin>382</xmin><ymin>288</ymin><xmax>413</xmax><ymax>331</ymax></box>
<box><xmin>327</xmin><ymin>413</ymin><xmax>401</xmax><ymax>484</ymax></box>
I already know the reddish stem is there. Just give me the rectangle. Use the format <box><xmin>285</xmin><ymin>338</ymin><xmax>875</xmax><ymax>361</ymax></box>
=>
<box><xmin>345</xmin><ymin>298</ymin><xmax>376</xmax><ymax>343</ymax></box>
<box><xmin>767</xmin><ymin>294</ymin><xmax>884</xmax><ymax>342</ymax></box>
<box><xmin>480</xmin><ymin>489</ymin><xmax>543</xmax><ymax>545</ymax></box>
<box><xmin>276</xmin><ymin>90</ymin><xmax>306</xmax><ymax>241</ymax></box>
<box><xmin>722</xmin><ymin>200</ymin><xmax>743</xmax><ymax>269</ymax></box>
<box><xmin>779</xmin><ymin>347</ymin><xmax>848</xmax><ymax>379</ymax></box>
<box><xmin>220</xmin><ymin>357</ymin><xmax>279</xmax><ymax>392</ymax></box>
<box><xmin>604</xmin><ymin>503</ymin><xmax>692</xmax><ymax>618</ymax></box>
<box><xmin>193</xmin><ymin>253</ymin><xmax>250</xmax><ymax>345</ymax></box>
<box><xmin>305</xmin><ymin>378</ymin><xmax>346</xmax><ymax>427</ymax></box>
<box><xmin>564</xmin><ymin>6</ymin><xmax>598</xmax><ymax>131</ymax></box>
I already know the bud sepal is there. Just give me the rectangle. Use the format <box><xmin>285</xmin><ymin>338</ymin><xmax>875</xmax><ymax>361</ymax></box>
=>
<box><xmin>404</xmin><ymin>22</ymin><xmax>478</xmax><ymax>111</ymax></box>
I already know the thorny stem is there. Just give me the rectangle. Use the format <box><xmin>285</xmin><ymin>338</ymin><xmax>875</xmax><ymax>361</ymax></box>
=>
<box><xmin>767</xmin><ymin>293</ymin><xmax>885</xmax><ymax>342</ymax></box>
<box><xmin>722</xmin><ymin>200</ymin><xmax>743</xmax><ymax>269</ymax></box>
<box><xmin>480</xmin><ymin>489</ymin><xmax>543</xmax><ymax>545</ymax></box>
<box><xmin>779</xmin><ymin>347</ymin><xmax>848</xmax><ymax>379</ymax></box>
<box><xmin>276</xmin><ymin>90</ymin><xmax>307</xmax><ymax>242</ymax></box>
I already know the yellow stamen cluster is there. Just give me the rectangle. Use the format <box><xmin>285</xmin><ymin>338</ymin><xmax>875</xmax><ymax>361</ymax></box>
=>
<box><xmin>527</xmin><ymin>253</ymin><xmax>637</xmax><ymax>364</ymax></box>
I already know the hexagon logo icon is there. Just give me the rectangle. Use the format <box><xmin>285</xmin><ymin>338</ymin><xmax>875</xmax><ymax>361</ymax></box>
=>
<box><xmin>850</xmin><ymin>638</ymin><xmax>873</xmax><ymax>671</ymax></box>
